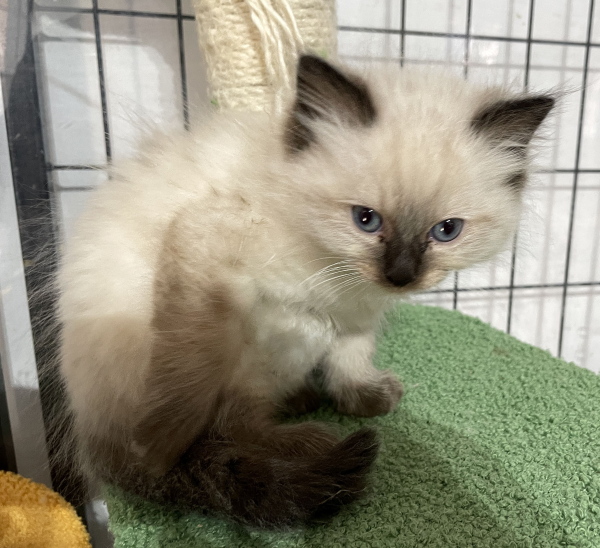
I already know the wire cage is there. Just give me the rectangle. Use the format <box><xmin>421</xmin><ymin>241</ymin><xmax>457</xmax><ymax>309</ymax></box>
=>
<box><xmin>0</xmin><ymin>0</ymin><xmax>599</xmax><ymax>545</ymax></box>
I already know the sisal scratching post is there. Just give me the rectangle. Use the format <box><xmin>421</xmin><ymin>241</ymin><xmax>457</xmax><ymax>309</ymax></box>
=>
<box><xmin>192</xmin><ymin>0</ymin><xmax>337</xmax><ymax>112</ymax></box>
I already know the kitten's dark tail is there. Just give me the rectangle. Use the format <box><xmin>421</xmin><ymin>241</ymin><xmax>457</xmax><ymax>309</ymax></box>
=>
<box><xmin>101</xmin><ymin>399</ymin><xmax>379</xmax><ymax>528</ymax></box>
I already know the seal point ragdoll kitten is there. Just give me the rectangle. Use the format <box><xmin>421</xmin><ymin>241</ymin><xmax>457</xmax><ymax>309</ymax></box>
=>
<box><xmin>58</xmin><ymin>55</ymin><xmax>554</xmax><ymax>527</ymax></box>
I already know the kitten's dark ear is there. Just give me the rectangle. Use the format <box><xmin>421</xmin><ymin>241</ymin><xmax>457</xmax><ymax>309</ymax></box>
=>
<box><xmin>472</xmin><ymin>95</ymin><xmax>555</xmax><ymax>153</ymax></box>
<box><xmin>285</xmin><ymin>55</ymin><xmax>377</xmax><ymax>153</ymax></box>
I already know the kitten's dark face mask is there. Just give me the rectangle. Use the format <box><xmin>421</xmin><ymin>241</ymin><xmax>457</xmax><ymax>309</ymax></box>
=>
<box><xmin>352</xmin><ymin>206</ymin><xmax>465</xmax><ymax>288</ymax></box>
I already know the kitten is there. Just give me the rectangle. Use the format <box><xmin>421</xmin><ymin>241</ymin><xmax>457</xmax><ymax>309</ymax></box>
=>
<box><xmin>57</xmin><ymin>55</ymin><xmax>554</xmax><ymax>527</ymax></box>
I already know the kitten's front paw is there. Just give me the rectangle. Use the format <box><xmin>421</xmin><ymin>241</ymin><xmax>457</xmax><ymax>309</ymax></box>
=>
<box><xmin>335</xmin><ymin>371</ymin><xmax>403</xmax><ymax>418</ymax></box>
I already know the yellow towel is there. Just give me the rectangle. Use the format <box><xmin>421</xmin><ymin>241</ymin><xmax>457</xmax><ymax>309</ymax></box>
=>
<box><xmin>0</xmin><ymin>470</ymin><xmax>90</xmax><ymax>548</ymax></box>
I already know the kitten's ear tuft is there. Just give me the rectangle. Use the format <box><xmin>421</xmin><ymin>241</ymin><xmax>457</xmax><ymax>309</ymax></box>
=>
<box><xmin>285</xmin><ymin>55</ymin><xmax>377</xmax><ymax>153</ymax></box>
<box><xmin>472</xmin><ymin>95</ymin><xmax>555</xmax><ymax>152</ymax></box>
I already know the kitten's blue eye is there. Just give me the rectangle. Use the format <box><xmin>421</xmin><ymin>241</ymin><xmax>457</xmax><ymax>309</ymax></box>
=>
<box><xmin>352</xmin><ymin>206</ymin><xmax>383</xmax><ymax>233</ymax></box>
<box><xmin>429</xmin><ymin>218</ymin><xmax>464</xmax><ymax>242</ymax></box>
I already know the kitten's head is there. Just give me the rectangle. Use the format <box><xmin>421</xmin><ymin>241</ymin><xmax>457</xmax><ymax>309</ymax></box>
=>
<box><xmin>278</xmin><ymin>55</ymin><xmax>554</xmax><ymax>292</ymax></box>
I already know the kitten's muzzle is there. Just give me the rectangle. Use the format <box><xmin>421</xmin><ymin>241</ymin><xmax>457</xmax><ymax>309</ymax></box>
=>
<box><xmin>384</xmin><ymin>243</ymin><xmax>422</xmax><ymax>288</ymax></box>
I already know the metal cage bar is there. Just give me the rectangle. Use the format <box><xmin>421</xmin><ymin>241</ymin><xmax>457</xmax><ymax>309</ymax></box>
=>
<box><xmin>558</xmin><ymin>0</ymin><xmax>597</xmax><ymax>357</ymax></box>
<box><xmin>92</xmin><ymin>0</ymin><xmax>112</xmax><ymax>162</ymax></box>
<box><xmin>506</xmin><ymin>0</ymin><xmax>537</xmax><ymax>335</ymax></box>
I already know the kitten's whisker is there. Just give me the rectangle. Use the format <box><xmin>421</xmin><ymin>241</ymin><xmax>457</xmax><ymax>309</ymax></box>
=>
<box><xmin>335</xmin><ymin>279</ymin><xmax>368</xmax><ymax>298</ymax></box>
<box><xmin>319</xmin><ymin>274</ymin><xmax>364</xmax><ymax>300</ymax></box>
<box><xmin>309</xmin><ymin>271</ymin><xmax>359</xmax><ymax>290</ymax></box>
<box><xmin>318</xmin><ymin>263</ymin><xmax>355</xmax><ymax>271</ymax></box>
<box><xmin>330</xmin><ymin>275</ymin><xmax>363</xmax><ymax>292</ymax></box>
<box><xmin>301</xmin><ymin>256</ymin><xmax>347</xmax><ymax>266</ymax></box>
<box><xmin>320</xmin><ymin>284</ymin><xmax>360</xmax><ymax>302</ymax></box>
<box><xmin>333</xmin><ymin>282</ymin><xmax>367</xmax><ymax>301</ymax></box>
<box><xmin>310</xmin><ymin>273</ymin><xmax>356</xmax><ymax>287</ymax></box>
<box><xmin>301</xmin><ymin>260</ymin><xmax>353</xmax><ymax>285</ymax></box>
<box><xmin>310</xmin><ymin>266</ymin><xmax>357</xmax><ymax>279</ymax></box>
<box><xmin>258</xmin><ymin>245</ymin><xmax>309</xmax><ymax>269</ymax></box>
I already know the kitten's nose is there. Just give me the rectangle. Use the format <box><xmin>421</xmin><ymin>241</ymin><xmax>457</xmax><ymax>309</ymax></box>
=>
<box><xmin>384</xmin><ymin>248</ymin><xmax>419</xmax><ymax>287</ymax></box>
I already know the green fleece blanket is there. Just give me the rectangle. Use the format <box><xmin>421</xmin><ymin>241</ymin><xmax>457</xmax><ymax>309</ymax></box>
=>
<box><xmin>105</xmin><ymin>304</ymin><xmax>600</xmax><ymax>547</ymax></box>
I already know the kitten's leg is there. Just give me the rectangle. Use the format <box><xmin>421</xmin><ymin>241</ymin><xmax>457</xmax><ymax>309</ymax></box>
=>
<box><xmin>130</xmin><ymin>283</ymin><xmax>241</xmax><ymax>476</ymax></box>
<box><xmin>116</xmin><ymin>393</ymin><xmax>379</xmax><ymax>527</ymax></box>
<box><xmin>130</xmin><ymin>227</ymin><xmax>246</xmax><ymax>476</ymax></box>
<box><xmin>106</xmin><ymin>304</ymin><xmax>379</xmax><ymax>527</ymax></box>
<box><xmin>124</xmin><ymin>263</ymin><xmax>378</xmax><ymax>526</ymax></box>
<box><xmin>279</xmin><ymin>371</ymin><xmax>322</xmax><ymax>416</ymax></box>
<box><xmin>324</xmin><ymin>332</ymin><xmax>403</xmax><ymax>417</ymax></box>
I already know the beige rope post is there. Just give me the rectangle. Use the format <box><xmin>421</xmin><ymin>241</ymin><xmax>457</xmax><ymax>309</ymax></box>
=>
<box><xmin>193</xmin><ymin>0</ymin><xmax>337</xmax><ymax>112</ymax></box>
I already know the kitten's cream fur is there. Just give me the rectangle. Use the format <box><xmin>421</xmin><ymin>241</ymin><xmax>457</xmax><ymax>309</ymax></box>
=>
<box><xmin>58</xmin><ymin>56</ymin><xmax>553</xmax><ymax>526</ymax></box>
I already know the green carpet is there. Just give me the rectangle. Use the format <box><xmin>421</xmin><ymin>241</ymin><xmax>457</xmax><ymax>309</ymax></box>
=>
<box><xmin>105</xmin><ymin>304</ymin><xmax>600</xmax><ymax>547</ymax></box>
